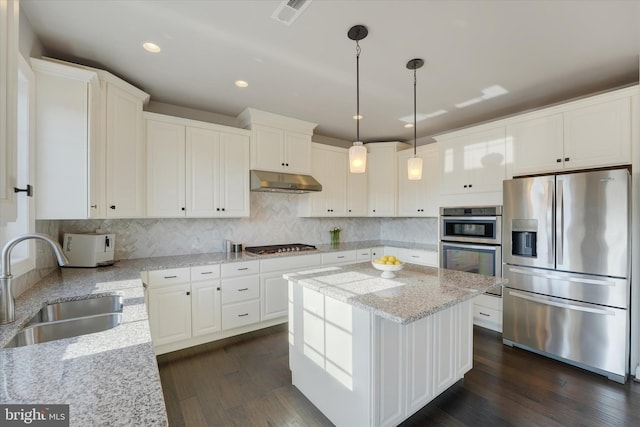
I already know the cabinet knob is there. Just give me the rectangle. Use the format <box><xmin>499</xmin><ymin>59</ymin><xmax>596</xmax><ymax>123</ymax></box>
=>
<box><xmin>110</xmin><ymin>205</ymin><xmax>116</xmax><ymax>210</ymax></box>
<box><xmin>216</xmin><ymin>287</ymin><xmax>221</xmax><ymax>291</ymax></box>
<box><xmin>556</xmin><ymin>158</ymin><xmax>562</xmax><ymax>163</ymax></box>
<box><xmin>181</xmin><ymin>207</ymin><xmax>185</xmax><ymax>211</ymax></box>
<box><xmin>90</xmin><ymin>205</ymin><xmax>97</xmax><ymax>209</ymax></box>
<box><xmin>221</xmin><ymin>208</ymin><xmax>225</xmax><ymax>211</ymax></box>
<box><xmin>285</xmin><ymin>163</ymin><xmax>289</xmax><ymax>166</ymax></box>
<box><xmin>348</xmin><ymin>209</ymin><xmax>351</xmax><ymax>212</ymax></box>
<box><xmin>186</xmin><ymin>291</ymin><xmax>191</xmax><ymax>296</ymax></box>
<box><xmin>463</xmin><ymin>185</ymin><xmax>468</xmax><ymax>188</ymax></box>
<box><xmin>13</xmin><ymin>184</ymin><xmax>33</xmax><ymax>197</ymax></box>
<box><xmin>281</xmin><ymin>162</ymin><xmax>285</xmax><ymax>166</ymax></box>
<box><xmin>468</xmin><ymin>184</ymin><xmax>472</xmax><ymax>188</ymax></box>
<box><xmin>372</xmin><ymin>209</ymin><xmax>376</xmax><ymax>213</ymax></box>
<box><xmin>216</xmin><ymin>208</ymin><xmax>220</xmax><ymax>211</ymax></box>
<box><xmin>564</xmin><ymin>157</ymin><xmax>570</xmax><ymax>162</ymax></box>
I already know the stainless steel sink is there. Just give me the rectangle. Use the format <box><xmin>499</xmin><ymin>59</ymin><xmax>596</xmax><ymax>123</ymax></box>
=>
<box><xmin>5</xmin><ymin>313</ymin><xmax>123</xmax><ymax>348</ymax></box>
<box><xmin>4</xmin><ymin>295</ymin><xmax>125</xmax><ymax>348</ymax></box>
<box><xmin>26</xmin><ymin>295</ymin><xmax>124</xmax><ymax>325</ymax></box>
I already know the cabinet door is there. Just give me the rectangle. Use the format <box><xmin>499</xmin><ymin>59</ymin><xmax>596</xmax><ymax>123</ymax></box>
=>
<box><xmin>368</xmin><ymin>147</ymin><xmax>397</xmax><ymax>216</ymax></box>
<box><xmin>397</xmin><ymin>150</ymin><xmax>422</xmax><ymax>216</ymax></box>
<box><xmin>509</xmin><ymin>113</ymin><xmax>564</xmax><ymax>175</ymax></box>
<box><xmin>347</xmin><ymin>168</ymin><xmax>367</xmax><ymax>216</ymax></box>
<box><xmin>307</xmin><ymin>147</ymin><xmax>330</xmax><ymax>215</ymax></box>
<box><xmin>261</xmin><ymin>271</ymin><xmax>289</xmax><ymax>321</ymax></box>
<box><xmin>191</xmin><ymin>280</ymin><xmax>221</xmax><ymax>336</ymax></box>
<box><xmin>105</xmin><ymin>84</ymin><xmax>145</xmax><ymax>217</ymax></box>
<box><xmin>148</xmin><ymin>283</ymin><xmax>191</xmax><ymax>346</ymax></box>
<box><xmin>465</xmin><ymin>126</ymin><xmax>506</xmax><ymax>193</ymax></box>
<box><xmin>439</xmin><ymin>136</ymin><xmax>469</xmax><ymax>195</ymax></box>
<box><xmin>563</xmin><ymin>97</ymin><xmax>631</xmax><ymax>170</ymax></box>
<box><xmin>219</xmin><ymin>132</ymin><xmax>250</xmax><ymax>217</ymax></box>
<box><xmin>34</xmin><ymin>72</ymin><xmax>91</xmax><ymax>219</ymax></box>
<box><xmin>421</xmin><ymin>146</ymin><xmax>440</xmax><ymax>217</ymax></box>
<box><xmin>285</xmin><ymin>131</ymin><xmax>311</xmax><ymax>174</ymax></box>
<box><xmin>327</xmin><ymin>148</ymin><xmax>348</xmax><ymax>215</ymax></box>
<box><xmin>252</xmin><ymin>124</ymin><xmax>284</xmax><ymax>172</ymax></box>
<box><xmin>186</xmin><ymin>126</ymin><xmax>219</xmax><ymax>217</ymax></box>
<box><xmin>146</xmin><ymin>119</ymin><xmax>186</xmax><ymax>217</ymax></box>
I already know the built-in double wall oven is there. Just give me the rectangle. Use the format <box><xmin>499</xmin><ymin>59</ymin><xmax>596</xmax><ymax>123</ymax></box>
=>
<box><xmin>439</xmin><ymin>206</ymin><xmax>503</xmax><ymax>296</ymax></box>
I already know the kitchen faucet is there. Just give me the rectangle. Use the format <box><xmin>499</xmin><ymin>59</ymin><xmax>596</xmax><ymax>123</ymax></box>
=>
<box><xmin>0</xmin><ymin>233</ymin><xmax>69</xmax><ymax>324</ymax></box>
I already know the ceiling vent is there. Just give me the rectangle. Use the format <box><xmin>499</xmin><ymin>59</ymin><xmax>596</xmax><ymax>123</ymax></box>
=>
<box><xmin>271</xmin><ymin>0</ymin><xmax>312</xmax><ymax>26</ymax></box>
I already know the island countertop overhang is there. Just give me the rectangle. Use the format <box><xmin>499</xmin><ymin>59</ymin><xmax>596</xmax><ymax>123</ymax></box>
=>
<box><xmin>284</xmin><ymin>263</ymin><xmax>506</xmax><ymax>325</ymax></box>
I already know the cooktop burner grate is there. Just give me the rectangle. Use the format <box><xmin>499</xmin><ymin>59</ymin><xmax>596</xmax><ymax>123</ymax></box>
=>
<box><xmin>244</xmin><ymin>243</ymin><xmax>317</xmax><ymax>255</ymax></box>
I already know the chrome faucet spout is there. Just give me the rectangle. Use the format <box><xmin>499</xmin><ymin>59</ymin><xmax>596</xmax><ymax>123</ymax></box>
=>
<box><xmin>1</xmin><ymin>233</ymin><xmax>69</xmax><ymax>324</ymax></box>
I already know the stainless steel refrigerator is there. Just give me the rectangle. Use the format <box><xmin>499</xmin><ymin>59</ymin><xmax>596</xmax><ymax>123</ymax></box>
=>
<box><xmin>502</xmin><ymin>168</ymin><xmax>630</xmax><ymax>383</ymax></box>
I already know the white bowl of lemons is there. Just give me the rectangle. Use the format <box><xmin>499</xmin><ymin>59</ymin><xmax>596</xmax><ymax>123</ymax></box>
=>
<box><xmin>372</xmin><ymin>255</ymin><xmax>404</xmax><ymax>278</ymax></box>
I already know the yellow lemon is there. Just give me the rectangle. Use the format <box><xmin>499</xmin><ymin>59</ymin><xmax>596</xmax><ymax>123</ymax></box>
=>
<box><xmin>393</xmin><ymin>260</ymin><xmax>402</xmax><ymax>265</ymax></box>
<box><xmin>387</xmin><ymin>256</ymin><xmax>397</xmax><ymax>263</ymax></box>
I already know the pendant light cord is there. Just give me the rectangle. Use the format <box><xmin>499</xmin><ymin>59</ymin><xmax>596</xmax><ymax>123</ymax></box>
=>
<box><xmin>413</xmin><ymin>67</ymin><xmax>417</xmax><ymax>156</ymax></box>
<box><xmin>356</xmin><ymin>41</ymin><xmax>361</xmax><ymax>142</ymax></box>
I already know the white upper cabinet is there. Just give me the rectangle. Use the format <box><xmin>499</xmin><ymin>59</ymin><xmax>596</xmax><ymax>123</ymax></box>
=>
<box><xmin>299</xmin><ymin>143</ymin><xmax>347</xmax><ymax>217</ymax></box>
<box><xmin>31</xmin><ymin>58</ymin><xmax>101</xmax><ymax>220</ymax></box>
<box><xmin>509</xmin><ymin>88</ymin><xmax>634</xmax><ymax>176</ymax></box>
<box><xmin>0</xmin><ymin>0</ymin><xmax>18</xmax><ymax>225</ymax></box>
<box><xmin>366</xmin><ymin>142</ymin><xmax>411</xmax><ymax>217</ymax></box>
<box><xmin>397</xmin><ymin>144</ymin><xmax>440</xmax><ymax>217</ymax></box>
<box><xmin>436</xmin><ymin>126</ymin><xmax>506</xmax><ymax>206</ymax></box>
<box><xmin>32</xmin><ymin>58</ymin><xmax>149</xmax><ymax>219</ymax></box>
<box><xmin>347</xmin><ymin>166</ymin><xmax>368</xmax><ymax>217</ymax></box>
<box><xmin>145</xmin><ymin>112</ymin><xmax>250</xmax><ymax>218</ymax></box>
<box><xmin>238</xmin><ymin>108</ymin><xmax>317</xmax><ymax>174</ymax></box>
<box><xmin>104</xmin><ymin>82</ymin><xmax>148</xmax><ymax>218</ymax></box>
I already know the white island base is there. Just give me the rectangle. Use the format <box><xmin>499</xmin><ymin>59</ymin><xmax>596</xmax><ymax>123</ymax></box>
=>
<box><xmin>288</xmin><ymin>281</ymin><xmax>473</xmax><ymax>427</ymax></box>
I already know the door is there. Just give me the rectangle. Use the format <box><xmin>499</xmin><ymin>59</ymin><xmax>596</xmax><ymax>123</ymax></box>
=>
<box><xmin>555</xmin><ymin>169</ymin><xmax>629</xmax><ymax>277</ymax></box>
<box><xmin>219</xmin><ymin>132</ymin><xmax>250</xmax><ymax>217</ymax></box>
<box><xmin>503</xmin><ymin>175</ymin><xmax>555</xmax><ymax>270</ymax></box>
<box><xmin>191</xmin><ymin>280</ymin><xmax>221</xmax><ymax>336</ymax></box>
<box><xmin>148</xmin><ymin>283</ymin><xmax>192</xmax><ymax>346</ymax></box>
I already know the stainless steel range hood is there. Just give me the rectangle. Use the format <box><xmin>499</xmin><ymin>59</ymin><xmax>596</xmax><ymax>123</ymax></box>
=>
<box><xmin>250</xmin><ymin>170</ymin><xmax>322</xmax><ymax>193</ymax></box>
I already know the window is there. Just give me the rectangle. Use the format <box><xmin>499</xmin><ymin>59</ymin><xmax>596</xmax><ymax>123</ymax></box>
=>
<box><xmin>0</xmin><ymin>55</ymin><xmax>36</xmax><ymax>276</ymax></box>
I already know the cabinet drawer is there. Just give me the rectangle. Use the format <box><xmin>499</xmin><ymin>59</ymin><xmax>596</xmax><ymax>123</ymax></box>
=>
<box><xmin>221</xmin><ymin>260</ymin><xmax>260</xmax><ymax>277</ymax></box>
<box><xmin>356</xmin><ymin>248</ymin><xmax>372</xmax><ymax>261</ymax></box>
<box><xmin>191</xmin><ymin>264</ymin><xmax>221</xmax><ymax>281</ymax></box>
<box><xmin>473</xmin><ymin>304</ymin><xmax>502</xmax><ymax>332</ymax></box>
<box><xmin>397</xmin><ymin>248</ymin><xmax>438</xmax><ymax>267</ymax></box>
<box><xmin>147</xmin><ymin>267</ymin><xmax>190</xmax><ymax>286</ymax></box>
<box><xmin>474</xmin><ymin>294</ymin><xmax>503</xmax><ymax>311</ymax></box>
<box><xmin>260</xmin><ymin>253</ymin><xmax>322</xmax><ymax>273</ymax></box>
<box><xmin>321</xmin><ymin>250</ymin><xmax>357</xmax><ymax>265</ymax></box>
<box><xmin>221</xmin><ymin>275</ymin><xmax>260</xmax><ymax>304</ymax></box>
<box><xmin>222</xmin><ymin>300</ymin><xmax>260</xmax><ymax>330</ymax></box>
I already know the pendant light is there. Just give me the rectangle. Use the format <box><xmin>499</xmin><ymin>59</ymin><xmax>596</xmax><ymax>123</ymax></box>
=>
<box><xmin>406</xmin><ymin>58</ymin><xmax>424</xmax><ymax>180</ymax></box>
<box><xmin>348</xmin><ymin>25</ymin><xmax>368</xmax><ymax>173</ymax></box>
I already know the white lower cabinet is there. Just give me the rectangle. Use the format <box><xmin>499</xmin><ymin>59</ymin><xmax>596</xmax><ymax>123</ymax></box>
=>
<box><xmin>396</xmin><ymin>248</ymin><xmax>438</xmax><ymax>267</ymax></box>
<box><xmin>220</xmin><ymin>260</ymin><xmax>260</xmax><ymax>330</ymax></box>
<box><xmin>191</xmin><ymin>265</ymin><xmax>222</xmax><ymax>337</ymax></box>
<box><xmin>148</xmin><ymin>282</ymin><xmax>192</xmax><ymax>346</ymax></box>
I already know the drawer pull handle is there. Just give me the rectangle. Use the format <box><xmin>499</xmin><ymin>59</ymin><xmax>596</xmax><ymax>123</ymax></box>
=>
<box><xmin>479</xmin><ymin>312</ymin><xmax>490</xmax><ymax>317</ymax></box>
<box><xmin>237</xmin><ymin>267</ymin><xmax>249</xmax><ymax>271</ymax></box>
<box><xmin>238</xmin><ymin>313</ymin><xmax>249</xmax><ymax>317</ymax></box>
<box><xmin>238</xmin><ymin>288</ymin><xmax>249</xmax><ymax>292</ymax></box>
<box><xmin>411</xmin><ymin>255</ymin><xmax>419</xmax><ymax>258</ymax></box>
<box><xmin>164</xmin><ymin>275</ymin><xmax>178</xmax><ymax>279</ymax></box>
<box><xmin>200</xmin><ymin>271</ymin><xmax>213</xmax><ymax>275</ymax></box>
<box><xmin>337</xmin><ymin>256</ymin><xmax>345</xmax><ymax>259</ymax></box>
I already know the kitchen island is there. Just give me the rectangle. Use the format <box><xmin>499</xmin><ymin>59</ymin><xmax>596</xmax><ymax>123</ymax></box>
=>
<box><xmin>285</xmin><ymin>263</ymin><xmax>505</xmax><ymax>427</ymax></box>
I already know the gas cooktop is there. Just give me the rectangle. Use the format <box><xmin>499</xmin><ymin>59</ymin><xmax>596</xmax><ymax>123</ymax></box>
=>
<box><xmin>244</xmin><ymin>243</ymin><xmax>317</xmax><ymax>255</ymax></box>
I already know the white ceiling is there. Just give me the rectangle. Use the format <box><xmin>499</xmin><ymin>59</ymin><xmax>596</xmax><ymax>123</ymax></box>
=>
<box><xmin>21</xmin><ymin>0</ymin><xmax>640</xmax><ymax>145</ymax></box>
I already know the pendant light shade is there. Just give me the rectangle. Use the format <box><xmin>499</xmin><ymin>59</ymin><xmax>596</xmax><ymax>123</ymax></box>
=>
<box><xmin>407</xmin><ymin>58</ymin><xmax>424</xmax><ymax>181</ymax></box>
<box><xmin>348</xmin><ymin>25</ymin><xmax>368</xmax><ymax>173</ymax></box>
<box><xmin>349</xmin><ymin>141</ymin><xmax>367</xmax><ymax>173</ymax></box>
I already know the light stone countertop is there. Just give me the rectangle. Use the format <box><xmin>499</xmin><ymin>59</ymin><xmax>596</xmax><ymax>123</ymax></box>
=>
<box><xmin>0</xmin><ymin>240</ymin><xmax>437</xmax><ymax>426</ymax></box>
<box><xmin>284</xmin><ymin>262</ymin><xmax>506</xmax><ymax>324</ymax></box>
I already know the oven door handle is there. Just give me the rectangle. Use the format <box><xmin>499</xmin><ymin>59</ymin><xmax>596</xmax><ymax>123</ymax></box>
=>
<box><xmin>441</xmin><ymin>243</ymin><xmax>499</xmax><ymax>252</ymax></box>
<box><xmin>442</xmin><ymin>216</ymin><xmax>499</xmax><ymax>222</ymax></box>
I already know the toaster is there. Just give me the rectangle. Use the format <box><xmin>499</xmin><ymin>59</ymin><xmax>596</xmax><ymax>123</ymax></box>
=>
<box><xmin>63</xmin><ymin>233</ymin><xmax>116</xmax><ymax>267</ymax></box>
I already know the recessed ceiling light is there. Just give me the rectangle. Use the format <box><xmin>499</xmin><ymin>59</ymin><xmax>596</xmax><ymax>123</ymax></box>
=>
<box><xmin>142</xmin><ymin>42</ymin><xmax>161</xmax><ymax>53</ymax></box>
<box><xmin>235</xmin><ymin>80</ymin><xmax>249</xmax><ymax>88</ymax></box>
<box><xmin>353</xmin><ymin>114</ymin><xmax>363</xmax><ymax>120</ymax></box>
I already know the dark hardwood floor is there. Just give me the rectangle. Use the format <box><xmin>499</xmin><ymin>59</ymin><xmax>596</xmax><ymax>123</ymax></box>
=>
<box><xmin>157</xmin><ymin>325</ymin><xmax>640</xmax><ymax>426</ymax></box>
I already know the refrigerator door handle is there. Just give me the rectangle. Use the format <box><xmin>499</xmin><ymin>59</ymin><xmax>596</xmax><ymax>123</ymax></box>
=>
<box><xmin>547</xmin><ymin>179</ymin><xmax>554</xmax><ymax>266</ymax></box>
<box><xmin>508</xmin><ymin>290</ymin><xmax>615</xmax><ymax>316</ymax></box>
<box><xmin>556</xmin><ymin>179</ymin><xmax>564</xmax><ymax>266</ymax></box>
<box><xmin>506</xmin><ymin>266</ymin><xmax>616</xmax><ymax>287</ymax></box>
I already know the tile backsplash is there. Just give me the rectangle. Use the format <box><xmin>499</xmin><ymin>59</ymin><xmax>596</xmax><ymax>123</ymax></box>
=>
<box><xmin>26</xmin><ymin>192</ymin><xmax>438</xmax><ymax>295</ymax></box>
